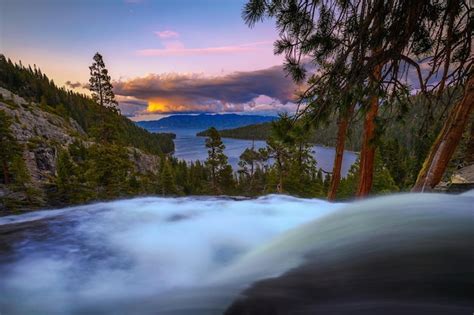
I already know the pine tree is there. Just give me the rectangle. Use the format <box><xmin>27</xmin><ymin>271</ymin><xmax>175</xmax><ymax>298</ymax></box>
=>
<box><xmin>243</xmin><ymin>0</ymin><xmax>472</xmax><ymax>196</ymax></box>
<box><xmin>159</xmin><ymin>158</ymin><xmax>178</xmax><ymax>195</ymax></box>
<box><xmin>238</xmin><ymin>146</ymin><xmax>261</xmax><ymax>193</ymax></box>
<box><xmin>55</xmin><ymin>150</ymin><xmax>80</xmax><ymax>203</ymax></box>
<box><xmin>0</xmin><ymin>110</ymin><xmax>20</xmax><ymax>185</ymax></box>
<box><xmin>339</xmin><ymin>151</ymin><xmax>398</xmax><ymax>199</ymax></box>
<box><xmin>205</xmin><ymin>127</ymin><xmax>232</xmax><ymax>194</ymax></box>
<box><xmin>89</xmin><ymin>52</ymin><xmax>118</xmax><ymax>111</ymax></box>
<box><xmin>85</xmin><ymin>144</ymin><xmax>132</xmax><ymax>199</ymax></box>
<box><xmin>219</xmin><ymin>164</ymin><xmax>235</xmax><ymax>195</ymax></box>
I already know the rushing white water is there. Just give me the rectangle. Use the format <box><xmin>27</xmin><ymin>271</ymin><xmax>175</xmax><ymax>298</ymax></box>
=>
<box><xmin>1</xmin><ymin>192</ymin><xmax>473</xmax><ymax>315</ymax></box>
<box><xmin>0</xmin><ymin>195</ymin><xmax>343</xmax><ymax>314</ymax></box>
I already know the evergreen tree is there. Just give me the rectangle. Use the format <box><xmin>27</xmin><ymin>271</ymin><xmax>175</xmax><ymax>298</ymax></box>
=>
<box><xmin>0</xmin><ymin>110</ymin><xmax>20</xmax><ymax>185</ymax></box>
<box><xmin>89</xmin><ymin>52</ymin><xmax>118</xmax><ymax>111</ymax></box>
<box><xmin>55</xmin><ymin>150</ymin><xmax>82</xmax><ymax>203</ymax></box>
<box><xmin>243</xmin><ymin>0</ymin><xmax>472</xmax><ymax>196</ymax></box>
<box><xmin>238</xmin><ymin>146</ymin><xmax>261</xmax><ymax>193</ymax></box>
<box><xmin>159</xmin><ymin>158</ymin><xmax>178</xmax><ymax>195</ymax></box>
<box><xmin>8</xmin><ymin>154</ymin><xmax>42</xmax><ymax>207</ymax></box>
<box><xmin>189</xmin><ymin>160</ymin><xmax>209</xmax><ymax>194</ymax></box>
<box><xmin>174</xmin><ymin>159</ymin><xmax>190</xmax><ymax>194</ymax></box>
<box><xmin>339</xmin><ymin>151</ymin><xmax>399</xmax><ymax>199</ymax></box>
<box><xmin>204</xmin><ymin>127</ymin><xmax>232</xmax><ymax>194</ymax></box>
<box><xmin>219</xmin><ymin>164</ymin><xmax>235</xmax><ymax>195</ymax></box>
<box><xmin>85</xmin><ymin>144</ymin><xmax>132</xmax><ymax>199</ymax></box>
<box><xmin>259</xmin><ymin>115</ymin><xmax>318</xmax><ymax>195</ymax></box>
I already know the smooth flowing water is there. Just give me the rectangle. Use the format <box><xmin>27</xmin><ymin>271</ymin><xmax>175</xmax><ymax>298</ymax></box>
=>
<box><xmin>0</xmin><ymin>196</ymin><xmax>342</xmax><ymax>314</ymax></box>
<box><xmin>0</xmin><ymin>192</ymin><xmax>473</xmax><ymax>314</ymax></box>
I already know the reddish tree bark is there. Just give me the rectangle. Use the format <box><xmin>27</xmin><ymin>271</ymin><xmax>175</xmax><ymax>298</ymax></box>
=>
<box><xmin>412</xmin><ymin>73</ymin><xmax>474</xmax><ymax>191</ymax></box>
<box><xmin>465</xmin><ymin>113</ymin><xmax>474</xmax><ymax>164</ymax></box>
<box><xmin>356</xmin><ymin>63</ymin><xmax>382</xmax><ymax>197</ymax></box>
<box><xmin>328</xmin><ymin>104</ymin><xmax>355</xmax><ymax>200</ymax></box>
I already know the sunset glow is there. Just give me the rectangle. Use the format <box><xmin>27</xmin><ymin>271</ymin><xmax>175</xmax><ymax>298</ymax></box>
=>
<box><xmin>1</xmin><ymin>0</ymin><xmax>288</xmax><ymax>120</ymax></box>
<box><xmin>147</xmin><ymin>101</ymin><xmax>169</xmax><ymax>113</ymax></box>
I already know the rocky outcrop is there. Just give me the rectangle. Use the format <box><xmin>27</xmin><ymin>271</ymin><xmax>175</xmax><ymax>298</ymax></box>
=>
<box><xmin>0</xmin><ymin>88</ymin><xmax>86</xmax><ymax>190</ymax></box>
<box><xmin>446</xmin><ymin>164</ymin><xmax>474</xmax><ymax>193</ymax></box>
<box><xmin>450</xmin><ymin>164</ymin><xmax>474</xmax><ymax>184</ymax></box>
<box><xmin>435</xmin><ymin>164</ymin><xmax>474</xmax><ymax>193</ymax></box>
<box><xmin>128</xmin><ymin>148</ymin><xmax>160</xmax><ymax>174</ymax></box>
<box><xmin>0</xmin><ymin>88</ymin><xmax>162</xmax><ymax>210</ymax></box>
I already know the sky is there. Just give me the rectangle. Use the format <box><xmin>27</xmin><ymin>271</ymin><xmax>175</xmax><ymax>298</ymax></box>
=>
<box><xmin>0</xmin><ymin>0</ymin><xmax>300</xmax><ymax>120</ymax></box>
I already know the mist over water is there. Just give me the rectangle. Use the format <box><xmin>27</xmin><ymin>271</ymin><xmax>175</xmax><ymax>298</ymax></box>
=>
<box><xmin>0</xmin><ymin>196</ymin><xmax>342</xmax><ymax>314</ymax></box>
<box><xmin>1</xmin><ymin>192</ymin><xmax>473</xmax><ymax>314</ymax></box>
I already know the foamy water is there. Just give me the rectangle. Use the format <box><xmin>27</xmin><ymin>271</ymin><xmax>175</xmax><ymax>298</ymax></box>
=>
<box><xmin>0</xmin><ymin>195</ymin><xmax>343</xmax><ymax>314</ymax></box>
<box><xmin>1</xmin><ymin>193</ymin><xmax>473</xmax><ymax>315</ymax></box>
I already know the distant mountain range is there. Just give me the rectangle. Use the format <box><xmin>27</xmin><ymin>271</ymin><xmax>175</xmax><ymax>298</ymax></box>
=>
<box><xmin>136</xmin><ymin>114</ymin><xmax>277</xmax><ymax>131</ymax></box>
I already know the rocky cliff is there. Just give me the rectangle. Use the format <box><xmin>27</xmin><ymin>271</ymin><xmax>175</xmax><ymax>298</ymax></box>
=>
<box><xmin>0</xmin><ymin>88</ymin><xmax>161</xmax><ymax>212</ymax></box>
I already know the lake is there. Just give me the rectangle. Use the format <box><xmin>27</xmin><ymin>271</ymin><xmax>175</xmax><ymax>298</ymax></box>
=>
<box><xmin>154</xmin><ymin>128</ymin><xmax>357</xmax><ymax>176</ymax></box>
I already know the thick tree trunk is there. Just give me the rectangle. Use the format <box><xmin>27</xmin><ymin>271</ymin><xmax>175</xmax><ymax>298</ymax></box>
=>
<box><xmin>412</xmin><ymin>74</ymin><xmax>474</xmax><ymax>192</ymax></box>
<box><xmin>356</xmin><ymin>63</ymin><xmax>382</xmax><ymax>197</ymax></box>
<box><xmin>464</xmin><ymin>112</ymin><xmax>474</xmax><ymax>164</ymax></box>
<box><xmin>328</xmin><ymin>104</ymin><xmax>355</xmax><ymax>200</ymax></box>
<box><xmin>2</xmin><ymin>160</ymin><xmax>10</xmax><ymax>185</ymax></box>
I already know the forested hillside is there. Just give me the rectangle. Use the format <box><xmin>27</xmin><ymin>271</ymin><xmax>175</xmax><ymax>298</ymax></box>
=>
<box><xmin>198</xmin><ymin>119</ymin><xmax>363</xmax><ymax>150</ymax></box>
<box><xmin>0</xmin><ymin>55</ymin><xmax>174</xmax><ymax>155</ymax></box>
<box><xmin>0</xmin><ymin>55</ymin><xmax>176</xmax><ymax>212</ymax></box>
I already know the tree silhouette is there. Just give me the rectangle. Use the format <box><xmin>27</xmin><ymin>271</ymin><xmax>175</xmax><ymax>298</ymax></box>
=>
<box><xmin>205</xmin><ymin>127</ymin><xmax>232</xmax><ymax>194</ymax></box>
<box><xmin>89</xmin><ymin>52</ymin><xmax>118</xmax><ymax>111</ymax></box>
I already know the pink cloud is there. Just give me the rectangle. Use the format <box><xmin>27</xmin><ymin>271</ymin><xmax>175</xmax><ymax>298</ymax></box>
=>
<box><xmin>113</xmin><ymin>64</ymin><xmax>298</xmax><ymax>117</ymax></box>
<box><xmin>136</xmin><ymin>41</ymin><xmax>273</xmax><ymax>57</ymax></box>
<box><xmin>154</xmin><ymin>30</ymin><xmax>180</xmax><ymax>39</ymax></box>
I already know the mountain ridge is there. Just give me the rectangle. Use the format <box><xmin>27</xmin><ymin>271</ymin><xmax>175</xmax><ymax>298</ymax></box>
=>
<box><xmin>136</xmin><ymin>113</ymin><xmax>277</xmax><ymax>131</ymax></box>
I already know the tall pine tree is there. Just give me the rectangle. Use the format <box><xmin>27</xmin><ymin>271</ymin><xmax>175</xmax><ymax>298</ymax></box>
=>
<box><xmin>89</xmin><ymin>53</ymin><xmax>118</xmax><ymax>111</ymax></box>
<box><xmin>205</xmin><ymin>127</ymin><xmax>233</xmax><ymax>194</ymax></box>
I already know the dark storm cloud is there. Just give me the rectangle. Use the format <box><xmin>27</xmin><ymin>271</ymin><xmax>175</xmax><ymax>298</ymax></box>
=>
<box><xmin>113</xmin><ymin>65</ymin><xmax>298</xmax><ymax>114</ymax></box>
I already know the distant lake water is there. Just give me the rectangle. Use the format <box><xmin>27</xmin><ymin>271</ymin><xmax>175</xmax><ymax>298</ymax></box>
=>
<box><xmin>154</xmin><ymin>128</ymin><xmax>358</xmax><ymax>177</ymax></box>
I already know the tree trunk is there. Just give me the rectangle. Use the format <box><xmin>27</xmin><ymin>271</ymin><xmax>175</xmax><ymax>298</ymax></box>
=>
<box><xmin>356</xmin><ymin>63</ymin><xmax>382</xmax><ymax>197</ymax></box>
<box><xmin>328</xmin><ymin>104</ymin><xmax>355</xmax><ymax>200</ymax></box>
<box><xmin>412</xmin><ymin>73</ymin><xmax>474</xmax><ymax>192</ymax></box>
<box><xmin>464</xmin><ymin>112</ymin><xmax>474</xmax><ymax>164</ymax></box>
<box><xmin>277</xmin><ymin>158</ymin><xmax>283</xmax><ymax>194</ymax></box>
<box><xmin>2</xmin><ymin>160</ymin><xmax>10</xmax><ymax>185</ymax></box>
